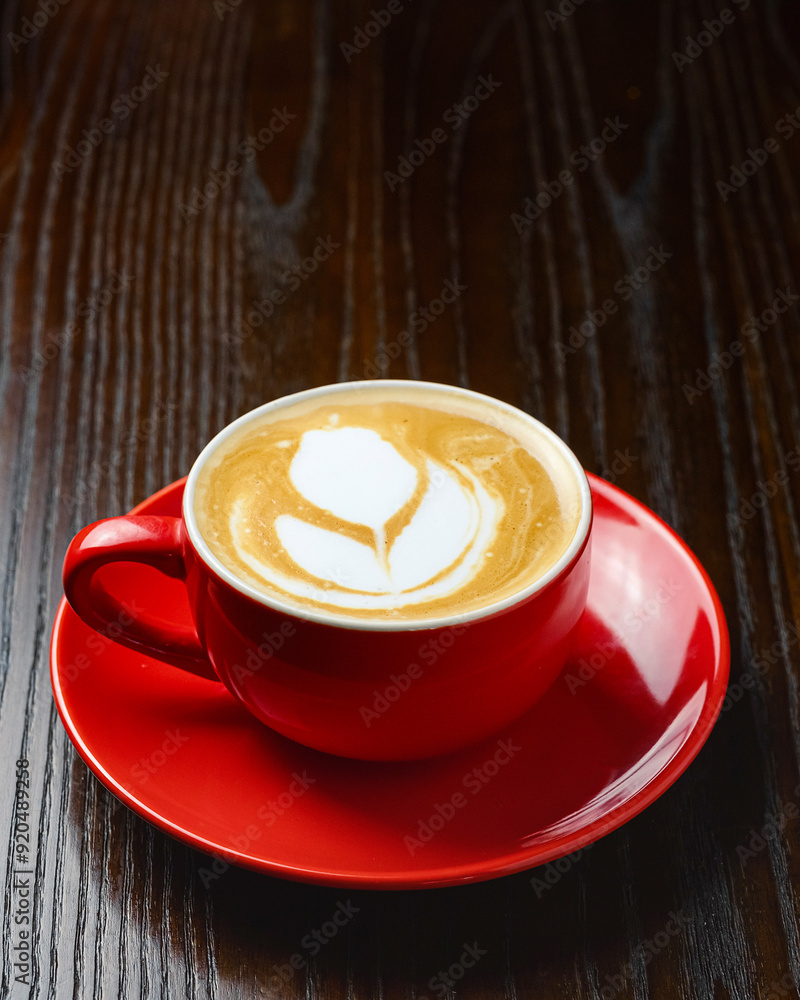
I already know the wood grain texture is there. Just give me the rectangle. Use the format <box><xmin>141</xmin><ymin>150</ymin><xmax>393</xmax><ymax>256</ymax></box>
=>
<box><xmin>2</xmin><ymin>0</ymin><xmax>800</xmax><ymax>996</ymax></box>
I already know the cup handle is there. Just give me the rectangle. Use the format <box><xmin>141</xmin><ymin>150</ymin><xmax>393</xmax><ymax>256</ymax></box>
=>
<box><xmin>62</xmin><ymin>515</ymin><xmax>218</xmax><ymax>679</ymax></box>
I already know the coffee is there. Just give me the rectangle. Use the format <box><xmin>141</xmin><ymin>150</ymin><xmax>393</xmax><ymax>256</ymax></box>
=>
<box><xmin>193</xmin><ymin>384</ymin><xmax>582</xmax><ymax>621</ymax></box>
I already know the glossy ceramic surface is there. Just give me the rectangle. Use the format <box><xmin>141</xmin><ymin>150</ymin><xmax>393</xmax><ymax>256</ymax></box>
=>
<box><xmin>50</xmin><ymin>475</ymin><xmax>729</xmax><ymax>889</ymax></box>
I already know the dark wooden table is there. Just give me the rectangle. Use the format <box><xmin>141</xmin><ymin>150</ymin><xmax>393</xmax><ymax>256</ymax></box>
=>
<box><xmin>3</xmin><ymin>0</ymin><xmax>800</xmax><ymax>996</ymax></box>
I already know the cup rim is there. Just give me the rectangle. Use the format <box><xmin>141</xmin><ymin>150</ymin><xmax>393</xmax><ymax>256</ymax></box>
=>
<box><xmin>182</xmin><ymin>380</ymin><xmax>593</xmax><ymax>632</ymax></box>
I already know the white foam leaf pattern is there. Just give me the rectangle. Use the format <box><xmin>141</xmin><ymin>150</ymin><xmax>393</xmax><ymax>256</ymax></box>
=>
<box><xmin>273</xmin><ymin>460</ymin><xmax>478</xmax><ymax>595</ymax></box>
<box><xmin>388</xmin><ymin>461</ymin><xmax>476</xmax><ymax>590</ymax></box>
<box><xmin>289</xmin><ymin>427</ymin><xmax>417</xmax><ymax>530</ymax></box>
<box><xmin>275</xmin><ymin>515</ymin><xmax>390</xmax><ymax>593</ymax></box>
<box><xmin>229</xmin><ymin>429</ymin><xmax>501</xmax><ymax>609</ymax></box>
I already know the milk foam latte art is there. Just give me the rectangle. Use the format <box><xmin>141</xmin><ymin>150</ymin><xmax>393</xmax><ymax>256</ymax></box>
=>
<box><xmin>193</xmin><ymin>385</ymin><xmax>582</xmax><ymax>622</ymax></box>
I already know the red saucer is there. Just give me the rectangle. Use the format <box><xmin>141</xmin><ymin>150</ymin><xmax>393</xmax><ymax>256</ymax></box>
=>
<box><xmin>50</xmin><ymin>475</ymin><xmax>729</xmax><ymax>889</ymax></box>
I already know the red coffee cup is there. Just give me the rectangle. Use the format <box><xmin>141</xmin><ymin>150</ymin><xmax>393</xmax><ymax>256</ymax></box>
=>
<box><xmin>62</xmin><ymin>381</ymin><xmax>593</xmax><ymax>760</ymax></box>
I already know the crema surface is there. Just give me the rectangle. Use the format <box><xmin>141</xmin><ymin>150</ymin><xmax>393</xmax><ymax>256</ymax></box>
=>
<box><xmin>193</xmin><ymin>388</ymin><xmax>582</xmax><ymax>621</ymax></box>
